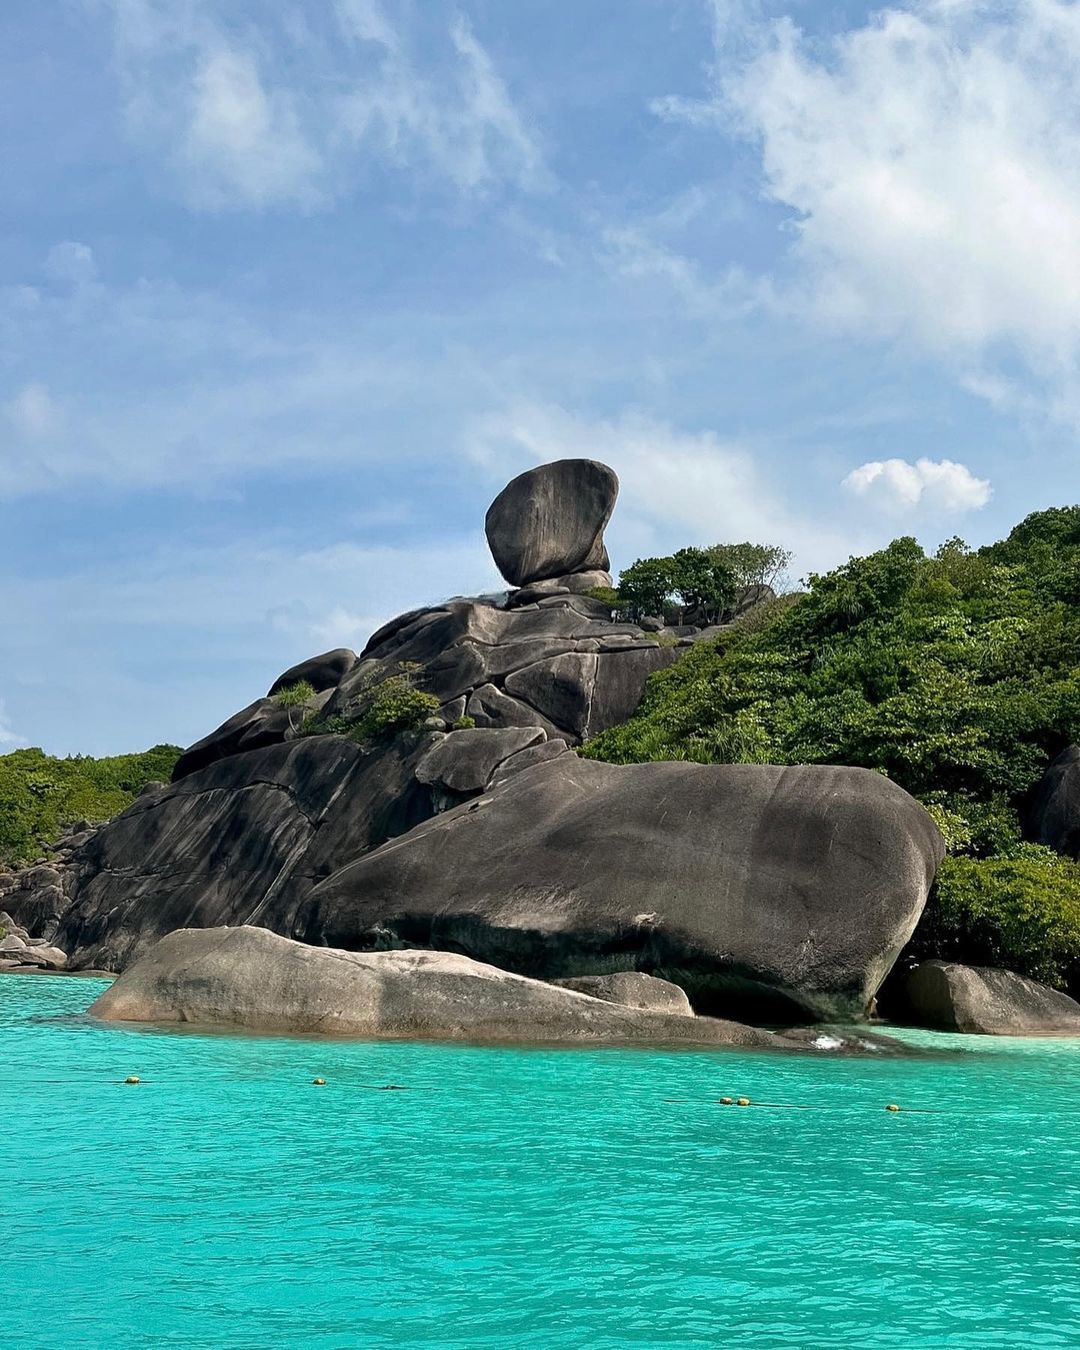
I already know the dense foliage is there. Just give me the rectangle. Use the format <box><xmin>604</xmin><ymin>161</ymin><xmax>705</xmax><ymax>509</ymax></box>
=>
<box><xmin>0</xmin><ymin>744</ymin><xmax>180</xmax><ymax>867</ymax></box>
<box><xmin>911</xmin><ymin>851</ymin><xmax>1080</xmax><ymax>991</ymax></box>
<box><xmin>586</xmin><ymin>507</ymin><xmax>1080</xmax><ymax>989</ymax></box>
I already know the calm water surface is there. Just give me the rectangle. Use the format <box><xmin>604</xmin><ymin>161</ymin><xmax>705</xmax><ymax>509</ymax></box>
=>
<box><xmin>3</xmin><ymin>972</ymin><xmax>1079</xmax><ymax>1348</ymax></box>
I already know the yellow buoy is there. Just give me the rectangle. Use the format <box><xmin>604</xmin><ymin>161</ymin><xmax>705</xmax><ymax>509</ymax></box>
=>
<box><xmin>736</xmin><ymin>1097</ymin><xmax>751</xmax><ymax>1107</ymax></box>
<box><xmin>886</xmin><ymin>1103</ymin><xmax>901</xmax><ymax>1112</ymax></box>
<box><xmin>124</xmin><ymin>1076</ymin><xmax>140</xmax><ymax>1085</ymax></box>
<box><xmin>719</xmin><ymin>1096</ymin><xmax>734</xmax><ymax>1105</ymax></box>
<box><xmin>312</xmin><ymin>1078</ymin><xmax>327</xmax><ymax>1086</ymax></box>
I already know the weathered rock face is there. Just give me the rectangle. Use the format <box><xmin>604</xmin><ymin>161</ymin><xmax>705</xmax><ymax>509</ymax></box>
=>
<box><xmin>56</xmin><ymin>736</ymin><xmax>436</xmax><ymax>974</ymax></box>
<box><xmin>1026</xmin><ymin>745</ymin><xmax>1080</xmax><ymax>860</ymax></box>
<box><xmin>303</xmin><ymin>756</ymin><xmax>944</xmax><ymax>1021</ymax></box>
<box><xmin>88</xmin><ymin>925</ymin><xmax>776</xmax><ymax>1048</ymax></box>
<box><xmin>894</xmin><ymin>960</ymin><xmax>1080</xmax><ymax>1035</ymax></box>
<box><xmin>485</xmin><ymin>459</ymin><xmax>617</xmax><ymax>586</ymax></box>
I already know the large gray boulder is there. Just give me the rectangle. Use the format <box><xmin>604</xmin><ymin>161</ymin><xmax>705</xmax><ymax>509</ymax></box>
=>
<box><xmin>897</xmin><ymin>960</ymin><xmax>1080</xmax><ymax>1035</ymax></box>
<box><xmin>87</xmin><ymin>925</ymin><xmax>775</xmax><ymax>1048</ymax></box>
<box><xmin>303</xmin><ymin>756</ymin><xmax>944</xmax><ymax>1021</ymax></box>
<box><xmin>485</xmin><ymin>459</ymin><xmax>617</xmax><ymax>586</ymax></box>
<box><xmin>1026</xmin><ymin>745</ymin><xmax>1080</xmax><ymax>860</ymax></box>
<box><xmin>56</xmin><ymin>736</ymin><xmax>435</xmax><ymax>973</ymax></box>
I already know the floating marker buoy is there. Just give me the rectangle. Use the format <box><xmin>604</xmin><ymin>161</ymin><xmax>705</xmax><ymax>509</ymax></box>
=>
<box><xmin>736</xmin><ymin>1097</ymin><xmax>751</xmax><ymax>1107</ymax></box>
<box><xmin>312</xmin><ymin>1078</ymin><xmax>326</xmax><ymax>1086</ymax></box>
<box><xmin>719</xmin><ymin>1096</ymin><xmax>734</xmax><ymax>1106</ymax></box>
<box><xmin>124</xmin><ymin>1076</ymin><xmax>140</xmax><ymax>1085</ymax></box>
<box><xmin>886</xmin><ymin>1103</ymin><xmax>900</xmax><ymax>1112</ymax></box>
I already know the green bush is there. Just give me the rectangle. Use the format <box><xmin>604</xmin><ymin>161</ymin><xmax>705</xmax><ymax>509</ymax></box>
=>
<box><xmin>274</xmin><ymin>679</ymin><xmax>316</xmax><ymax>707</ymax></box>
<box><xmin>910</xmin><ymin>852</ymin><xmax>1080</xmax><ymax>992</ymax></box>
<box><xmin>452</xmin><ymin>715</ymin><xmax>476</xmax><ymax>730</ymax></box>
<box><xmin>302</xmin><ymin>671</ymin><xmax>439</xmax><ymax>745</ymax></box>
<box><xmin>0</xmin><ymin>744</ymin><xmax>181</xmax><ymax>867</ymax></box>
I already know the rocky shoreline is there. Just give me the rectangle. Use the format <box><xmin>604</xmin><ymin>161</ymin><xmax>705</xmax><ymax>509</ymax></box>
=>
<box><xmin>5</xmin><ymin>457</ymin><xmax>1080</xmax><ymax>1045</ymax></box>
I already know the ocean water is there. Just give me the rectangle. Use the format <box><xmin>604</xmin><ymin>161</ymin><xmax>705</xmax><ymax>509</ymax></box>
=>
<box><xmin>4</xmin><ymin>974</ymin><xmax>1079</xmax><ymax>1349</ymax></box>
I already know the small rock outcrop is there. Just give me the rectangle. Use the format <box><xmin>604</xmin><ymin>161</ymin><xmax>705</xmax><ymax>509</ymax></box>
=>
<box><xmin>87</xmin><ymin>925</ymin><xmax>775</xmax><ymax>1048</ymax></box>
<box><xmin>549</xmin><ymin>972</ymin><xmax>693</xmax><ymax>1016</ymax></box>
<box><xmin>485</xmin><ymin>459</ymin><xmax>617</xmax><ymax>586</ymax></box>
<box><xmin>895</xmin><ymin>960</ymin><xmax>1080</xmax><ymax>1035</ymax></box>
<box><xmin>0</xmin><ymin>915</ymin><xmax>68</xmax><ymax>972</ymax></box>
<box><xmin>1026</xmin><ymin>744</ymin><xmax>1080</xmax><ymax>860</ymax></box>
<box><xmin>304</xmin><ymin>756</ymin><xmax>944</xmax><ymax>1021</ymax></box>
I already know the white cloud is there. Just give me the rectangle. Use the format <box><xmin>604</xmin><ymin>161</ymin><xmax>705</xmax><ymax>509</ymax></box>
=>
<box><xmin>92</xmin><ymin>0</ymin><xmax>545</xmax><ymax>209</ymax></box>
<box><xmin>5</xmin><ymin>383</ymin><xmax>60</xmax><ymax>439</ymax></box>
<box><xmin>181</xmin><ymin>46</ymin><xmax>321</xmax><ymax>209</ymax></box>
<box><xmin>843</xmin><ymin>457</ymin><xmax>992</xmax><ymax>514</ymax></box>
<box><xmin>661</xmin><ymin>0</ymin><xmax>1080</xmax><ymax>410</ymax></box>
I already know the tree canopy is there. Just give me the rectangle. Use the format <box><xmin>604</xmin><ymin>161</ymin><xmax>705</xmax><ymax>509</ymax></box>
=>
<box><xmin>614</xmin><ymin>542</ymin><xmax>791</xmax><ymax>624</ymax></box>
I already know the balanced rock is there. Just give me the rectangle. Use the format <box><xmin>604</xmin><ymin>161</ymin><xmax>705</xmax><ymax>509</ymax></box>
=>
<box><xmin>485</xmin><ymin>459</ymin><xmax>618</xmax><ymax>586</ymax></box>
<box><xmin>88</xmin><ymin>925</ymin><xmax>775</xmax><ymax>1048</ymax></box>
<box><xmin>303</xmin><ymin>756</ymin><xmax>944</xmax><ymax>1021</ymax></box>
<box><xmin>897</xmin><ymin>960</ymin><xmax>1080</xmax><ymax>1035</ymax></box>
<box><xmin>1026</xmin><ymin>745</ymin><xmax>1080</xmax><ymax>860</ymax></box>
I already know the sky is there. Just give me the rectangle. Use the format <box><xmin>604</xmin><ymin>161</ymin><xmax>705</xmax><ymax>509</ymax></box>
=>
<box><xmin>2</xmin><ymin>0</ymin><xmax>1077</xmax><ymax>756</ymax></box>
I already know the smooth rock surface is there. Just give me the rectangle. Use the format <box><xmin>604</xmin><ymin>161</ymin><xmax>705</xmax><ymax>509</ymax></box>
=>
<box><xmin>485</xmin><ymin>459</ymin><xmax>617</xmax><ymax>586</ymax></box>
<box><xmin>88</xmin><ymin>925</ymin><xmax>775</xmax><ymax>1048</ymax></box>
<box><xmin>898</xmin><ymin>960</ymin><xmax>1080</xmax><ymax>1035</ymax></box>
<box><xmin>268</xmin><ymin>648</ymin><xmax>357</xmax><ymax>697</ymax></box>
<box><xmin>304</xmin><ymin>756</ymin><xmax>944</xmax><ymax>1021</ymax></box>
<box><xmin>550</xmin><ymin>972</ymin><xmax>693</xmax><ymax>1015</ymax></box>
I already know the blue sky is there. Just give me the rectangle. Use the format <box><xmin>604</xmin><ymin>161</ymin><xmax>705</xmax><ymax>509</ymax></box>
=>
<box><xmin>2</xmin><ymin>0</ymin><xmax>1076</xmax><ymax>755</ymax></box>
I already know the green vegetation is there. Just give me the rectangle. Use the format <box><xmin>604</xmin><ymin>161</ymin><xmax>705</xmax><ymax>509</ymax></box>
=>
<box><xmin>274</xmin><ymin>679</ymin><xmax>316</xmax><ymax>707</ymax></box>
<box><xmin>586</xmin><ymin>508</ymin><xmax>1080</xmax><ymax>989</ymax></box>
<box><xmin>302</xmin><ymin>669</ymin><xmax>439</xmax><ymax>745</ymax></box>
<box><xmin>452</xmin><ymin>715</ymin><xmax>477</xmax><ymax>730</ymax></box>
<box><xmin>0</xmin><ymin>744</ymin><xmax>181</xmax><ymax>867</ymax></box>
<box><xmin>611</xmin><ymin>543</ymin><xmax>791</xmax><ymax>624</ymax></box>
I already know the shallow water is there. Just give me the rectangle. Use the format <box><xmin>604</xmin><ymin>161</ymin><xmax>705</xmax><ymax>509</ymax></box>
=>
<box><xmin>4</xmin><ymin>974</ymin><xmax>1080</xmax><ymax>1348</ymax></box>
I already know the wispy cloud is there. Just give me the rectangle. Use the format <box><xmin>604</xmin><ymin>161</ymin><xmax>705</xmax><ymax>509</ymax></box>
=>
<box><xmin>0</xmin><ymin>698</ymin><xmax>26</xmax><ymax>748</ymax></box>
<box><xmin>5</xmin><ymin>383</ymin><xmax>61</xmax><ymax>439</ymax></box>
<box><xmin>656</xmin><ymin>0</ymin><xmax>1080</xmax><ymax>417</ymax></box>
<box><xmin>843</xmin><ymin>457</ymin><xmax>992</xmax><ymax>515</ymax></box>
<box><xmin>92</xmin><ymin>0</ymin><xmax>546</xmax><ymax>209</ymax></box>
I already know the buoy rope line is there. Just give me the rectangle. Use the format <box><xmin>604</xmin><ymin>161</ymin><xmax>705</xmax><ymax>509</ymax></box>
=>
<box><xmin>102</xmin><ymin>1079</ymin><xmax>939</xmax><ymax>1112</ymax></box>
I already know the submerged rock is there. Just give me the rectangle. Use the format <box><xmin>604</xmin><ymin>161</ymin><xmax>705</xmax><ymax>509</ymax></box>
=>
<box><xmin>87</xmin><ymin>925</ymin><xmax>775</xmax><ymax>1048</ymax></box>
<box><xmin>304</xmin><ymin>756</ymin><xmax>944</xmax><ymax>1021</ymax></box>
<box><xmin>485</xmin><ymin>459</ymin><xmax>617</xmax><ymax>586</ymax></box>
<box><xmin>896</xmin><ymin>960</ymin><xmax>1080</xmax><ymax>1035</ymax></box>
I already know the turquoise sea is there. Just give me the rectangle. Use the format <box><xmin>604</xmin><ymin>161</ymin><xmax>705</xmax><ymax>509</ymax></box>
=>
<box><xmin>4</xmin><ymin>973</ymin><xmax>1080</xmax><ymax>1348</ymax></box>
